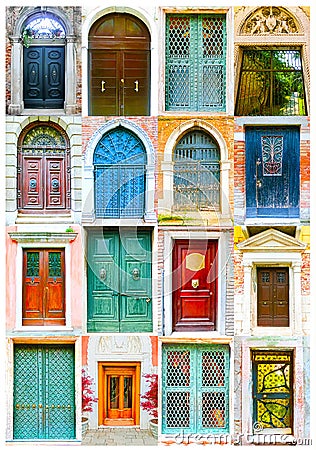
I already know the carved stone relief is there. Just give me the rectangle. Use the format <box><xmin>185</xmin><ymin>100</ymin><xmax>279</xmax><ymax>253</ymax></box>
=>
<box><xmin>242</xmin><ymin>7</ymin><xmax>298</xmax><ymax>34</ymax></box>
<box><xmin>98</xmin><ymin>335</ymin><xmax>142</xmax><ymax>355</ymax></box>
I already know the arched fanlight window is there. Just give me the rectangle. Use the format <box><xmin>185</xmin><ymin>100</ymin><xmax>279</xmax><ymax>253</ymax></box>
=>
<box><xmin>17</xmin><ymin>123</ymin><xmax>70</xmax><ymax>213</ymax></box>
<box><xmin>93</xmin><ymin>127</ymin><xmax>147</xmax><ymax>218</ymax></box>
<box><xmin>173</xmin><ymin>130</ymin><xmax>220</xmax><ymax>210</ymax></box>
<box><xmin>22</xmin><ymin>12</ymin><xmax>66</xmax><ymax>43</ymax></box>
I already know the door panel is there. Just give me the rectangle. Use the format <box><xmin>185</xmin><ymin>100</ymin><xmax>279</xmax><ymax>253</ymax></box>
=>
<box><xmin>173</xmin><ymin>240</ymin><xmax>217</xmax><ymax>331</ymax></box>
<box><xmin>87</xmin><ymin>230</ymin><xmax>152</xmax><ymax>332</ymax></box>
<box><xmin>13</xmin><ymin>344</ymin><xmax>75</xmax><ymax>440</ymax></box>
<box><xmin>23</xmin><ymin>249</ymin><xmax>65</xmax><ymax>326</ymax></box>
<box><xmin>24</xmin><ymin>47</ymin><xmax>65</xmax><ymax>109</ymax></box>
<box><xmin>257</xmin><ymin>268</ymin><xmax>289</xmax><ymax>327</ymax></box>
<box><xmin>46</xmin><ymin>158</ymin><xmax>66</xmax><ymax>209</ymax></box>
<box><xmin>22</xmin><ymin>157</ymin><xmax>43</xmax><ymax>209</ymax></box>
<box><xmin>246</xmin><ymin>127</ymin><xmax>300</xmax><ymax>218</ymax></box>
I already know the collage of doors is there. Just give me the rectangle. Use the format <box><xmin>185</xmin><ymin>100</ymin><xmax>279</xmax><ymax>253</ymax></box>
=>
<box><xmin>4</xmin><ymin>2</ymin><xmax>311</xmax><ymax>447</ymax></box>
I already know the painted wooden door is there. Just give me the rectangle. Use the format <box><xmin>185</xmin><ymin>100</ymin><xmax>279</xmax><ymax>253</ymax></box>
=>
<box><xmin>13</xmin><ymin>344</ymin><xmax>75</xmax><ymax>440</ymax></box>
<box><xmin>24</xmin><ymin>46</ymin><xmax>65</xmax><ymax>108</ymax></box>
<box><xmin>257</xmin><ymin>268</ymin><xmax>289</xmax><ymax>327</ymax></box>
<box><xmin>246</xmin><ymin>126</ymin><xmax>300</xmax><ymax>218</ymax></box>
<box><xmin>87</xmin><ymin>230</ymin><xmax>152</xmax><ymax>332</ymax></box>
<box><xmin>23</xmin><ymin>249</ymin><xmax>65</xmax><ymax>326</ymax></box>
<box><xmin>162</xmin><ymin>344</ymin><xmax>230</xmax><ymax>434</ymax></box>
<box><xmin>252</xmin><ymin>350</ymin><xmax>293</xmax><ymax>432</ymax></box>
<box><xmin>173</xmin><ymin>240</ymin><xmax>217</xmax><ymax>331</ymax></box>
<box><xmin>89</xmin><ymin>13</ymin><xmax>150</xmax><ymax>116</ymax></box>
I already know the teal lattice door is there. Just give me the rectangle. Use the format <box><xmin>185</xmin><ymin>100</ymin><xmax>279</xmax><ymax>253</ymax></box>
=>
<box><xmin>162</xmin><ymin>344</ymin><xmax>230</xmax><ymax>434</ymax></box>
<box><xmin>252</xmin><ymin>350</ymin><xmax>293</xmax><ymax>433</ymax></box>
<box><xmin>87</xmin><ymin>230</ymin><xmax>152</xmax><ymax>332</ymax></box>
<box><xmin>13</xmin><ymin>344</ymin><xmax>75</xmax><ymax>440</ymax></box>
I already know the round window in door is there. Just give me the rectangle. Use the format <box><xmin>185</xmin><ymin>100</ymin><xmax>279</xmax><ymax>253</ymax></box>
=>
<box><xmin>22</xmin><ymin>12</ymin><xmax>66</xmax><ymax>108</ymax></box>
<box><xmin>88</xmin><ymin>13</ymin><xmax>151</xmax><ymax>116</ymax></box>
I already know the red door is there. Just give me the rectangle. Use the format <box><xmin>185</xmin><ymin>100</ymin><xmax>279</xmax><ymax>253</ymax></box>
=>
<box><xmin>23</xmin><ymin>249</ymin><xmax>65</xmax><ymax>326</ymax></box>
<box><xmin>172</xmin><ymin>240</ymin><xmax>217</xmax><ymax>331</ymax></box>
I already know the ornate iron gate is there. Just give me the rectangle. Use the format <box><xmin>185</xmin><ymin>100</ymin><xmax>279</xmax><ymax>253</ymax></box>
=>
<box><xmin>162</xmin><ymin>344</ymin><xmax>230</xmax><ymax>434</ymax></box>
<box><xmin>13</xmin><ymin>344</ymin><xmax>75</xmax><ymax>440</ymax></box>
<box><xmin>166</xmin><ymin>14</ymin><xmax>226</xmax><ymax>111</ymax></box>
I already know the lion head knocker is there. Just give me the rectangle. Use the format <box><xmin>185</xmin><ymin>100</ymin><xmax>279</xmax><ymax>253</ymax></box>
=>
<box><xmin>132</xmin><ymin>268</ymin><xmax>140</xmax><ymax>281</ymax></box>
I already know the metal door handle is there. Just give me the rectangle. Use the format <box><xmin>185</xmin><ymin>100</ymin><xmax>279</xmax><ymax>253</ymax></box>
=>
<box><xmin>146</xmin><ymin>298</ymin><xmax>151</xmax><ymax>303</ymax></box>
<box><xmin>263</xmin><ymin>302</ymin><xmax>267</xmax><ymax>305</ymax></box>
<box><xmin>262</xmin><ymin>394</ymin><xmax>267</xmax><ymax>399</ymax></box>
<box><xmin>279</xmin><ymin>302</ymin><xmax>283</xmax><ymax>305</ymax></box>
<box><xmin>121</xmin><ymin>78</ymin><xmax>124</xmax><ymax>84</ymax></box>
<box><xmin>101</xmin><ymin>81</ymin><xmax>106</xmax><ymax>92</ymax></box>
<box><xmin>134</xmin><ymin>80</ymin><xmax>139</xmax><ymax>92</ymax></box>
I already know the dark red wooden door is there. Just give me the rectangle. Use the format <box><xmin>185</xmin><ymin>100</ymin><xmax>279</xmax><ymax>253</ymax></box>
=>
<box><xmin>23</xmin><ymin>249</ymin><xmax>65</xmax><ymax>326</ymax></box>
<box><xmin>257</xmin><ymin>268</ymin><xmax>289</xmax><ymax>327</ymax></box>
<box><xmin>89</xmin><ymin>13</ymin><xmax>150</xmax><ymax>116</ymax></box>
<box><xmin>172</xmin><ymin>240</ymin><xmax>217</xmax><ymax>331</ymax></box>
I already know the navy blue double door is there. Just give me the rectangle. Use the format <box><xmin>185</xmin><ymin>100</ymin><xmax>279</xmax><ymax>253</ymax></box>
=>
<box><xmin>246</xmin><ymin>126</ymin><xmax>300</xmax><ymax>218</ymax></box>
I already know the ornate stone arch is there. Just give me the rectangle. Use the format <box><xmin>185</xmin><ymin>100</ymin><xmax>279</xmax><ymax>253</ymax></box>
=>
<box><xmin>8</xmin><ymin>6</ymin><xmax>77</xmax><ymax>115</ymax></box>
<box><xmin>83</xmin><ymin>119</ymin><xmax>156</xmax><ymax>223</ymax></box>
<box><xmin>159</xmin><ymin>119</ymin><xmax>231</xmax><ymax>217</ymax></box>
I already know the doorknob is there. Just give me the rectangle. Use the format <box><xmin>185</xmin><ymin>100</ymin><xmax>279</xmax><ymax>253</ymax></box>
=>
<box><xmin>101</xmin><ymin>81</ymin><xmax>106</xmax><ymax>92</ymax></box>
<box><xmin>134</xmin><ymin>80</ymin><xmax>139</xmax><ymax>92</ymax></box>
<box><xmin>121</xmin><ymin>78</ymin><xmax>124</xmax><ymax>84</ymax></box>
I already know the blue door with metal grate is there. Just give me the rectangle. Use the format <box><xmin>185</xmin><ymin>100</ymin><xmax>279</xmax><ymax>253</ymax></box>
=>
<box><xmin>165</xmin><ymin>14</ymin><xmax>226</xmax><ymax>112</ymax></box>
<box><xmin>93</xmin><ymin>127</ymin><xmax>146</xmax><ymax>218</ymax></box>
<box><xmin>13</xmin><ymin>344</ymin><xmax>75</xmax><ymax>440</ymax></box>
<box><xmin>162</xmin><ymin>344</ymin><xmax>230</xmax><ymax>434</ymax></box>
<box><xmin>246</xmin><ymin>126</ymin><xmax>300</xmax><ymax>218</ymax></box>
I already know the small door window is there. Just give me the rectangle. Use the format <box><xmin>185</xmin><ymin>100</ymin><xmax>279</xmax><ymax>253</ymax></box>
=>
<box><xmin>23</xmin><ymin>249</ymin><xmax>65</xmax><ymax>326</ymax></box>
<box><xmin>235</xmin><ymin>48</ymin><xmax>306</xmax><ymax>116</ymax></box>
<box><xmin>252</xmin><ymin>350</ymin><xmax>293</xmax><ymax>433</ymax></box>
<box><xmin>257</xmin><ymin>267</ymin><xmax>289</xmax><ymax>327</ymax></box>
<box><xmin>93</xmin><ymin>127</ymin><xmax>146</xmax><ymax>218</ymax></box>
<box><xmin>165</xmin><ymin>14</ymin><xmax>226</xmax><ymax>111</ymax></box>
<box><xmin>162</xmin><ymin>344</ymin><xmax>230</xmax><ymax>434</ymax></box>
<box><xmin>173</xmin><ymin>130</ymin><xmax>220</xmax><ymax>211</ymax></box>
<box><xmin>18</xmin><ymin>123</ymin><xmax>70</xmax><ymax>213</ymax></box>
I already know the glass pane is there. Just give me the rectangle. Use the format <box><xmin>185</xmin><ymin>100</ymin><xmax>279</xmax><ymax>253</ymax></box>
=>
<box><xmin>166</xmin><ymin>351</ymin><xmax>191</xmax><ymax>387</ymax></box>
<box><xmin>26</xmin><ymin>252</ymin><xmax>40</xmax><ymax>277</ymax></box>
<box><xmin>166</xmin><ymin>392</ymin><xmax>190</xmax><ymax>428</ymax></box>
<box><xmin>202</xmin><ymin>392</ymin><xmax>226</xmax><ymax>428</ymax></box>
<box><xmin>124</xmin><ymin>377</ymin><xmax>132</xmax><ymax>408</ymax></box>
<box><xmin>48</xmin><ymin>252</ymin><xmax>62</xmax><ymax>278</ymax></box>
<box><xmin>110</xmin><ymin>377</ymin><xmax>120</xmax><ymax>409</ymax></box>
<box><xmin>23</xmin><ymin>15</ymin><xmax>66</xmax><ymax>39</ymax></box>
<box><xmin>202</xmin><ymin>351</ymin><xmax>225</xmax><ymax>387</ymax></box>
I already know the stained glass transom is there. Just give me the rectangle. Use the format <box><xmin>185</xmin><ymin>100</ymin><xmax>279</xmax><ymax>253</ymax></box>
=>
<box><xmin>173</xmin><ymin>130</ymin><xmax>220</xmax><ymax>210</ymax></box>
<box><xmin>166</xmin><ymin>14</ymin><xmax>226</xmax><ymax>111</ymax></box>
<box><xmin>253</xmin><ymin>351</ymin><xmax>292</xmax><ymax>430</ymax></box>
<box><xmin>23</xmin><ymin>14</ymin><xmax>66</xmax><ymax>40</ymax></box>
<box><xmin>21</xmin><ymin>126</ymin><xmax>66</xmax><ymax>155</ymax></box>
<box><xmin>93</xmin><ymin>127</ymin><xmax>146</xmax><ymax>218</ymax></box>
<box><xmin>236</xmin><ymin>49</ymin><xmax>306</xmax><ymax>116</ymax></box>
<box><xmin>261</xmin><ymin>136</ymin><xmax>283</xmax><ymax>176</ymax></box>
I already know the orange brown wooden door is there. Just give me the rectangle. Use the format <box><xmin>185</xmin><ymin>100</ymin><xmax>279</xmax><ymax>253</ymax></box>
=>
<box><xmin>98</xmin><ymin>363</ymin><xmax>140</xmax><ymax>426</ymax></box>
<box><xmin>88</xmin><ymin>13</ymin><xmax>150</xmax><ymax>116</ymax></box>
<box><xmin>23</xmin><ymin>249</ymin><xmax>65</xmax><ymax>326</ymax></box>
<box><xmin>257</xmin><ymin>268</ymin><xmax>289</xmax><ymax>327</ymax></box>
<box><xmin>172</xmin><ymin>240</ymin><xmax>217</xmax><ymax>331</ymax></box>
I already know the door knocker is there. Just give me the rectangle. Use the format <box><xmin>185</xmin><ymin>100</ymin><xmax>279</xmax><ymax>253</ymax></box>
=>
<box><xmin>99</xmin><ymin>268</ymin><xmax>106</xmax><ymax>281</ymax></box>
<box><xmin>132</xmin><ymin>268</ymin><xmax>140</xmax><ymax>280</ymax></box>
<box><xmin>192</xmin><ymin>279</ymin><xmax>199</xmax><ymax>289</ymax></box>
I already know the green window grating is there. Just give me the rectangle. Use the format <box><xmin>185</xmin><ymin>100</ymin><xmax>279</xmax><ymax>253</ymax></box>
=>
<box><xmin>162</xmin><ymin>344</ymin><xmax>230</xmax><ymax>434</ymax></box>
<box><xmin>165</xmin><ymin>14</ymin><xmax>226</xmax><ymax>112</ymax></box>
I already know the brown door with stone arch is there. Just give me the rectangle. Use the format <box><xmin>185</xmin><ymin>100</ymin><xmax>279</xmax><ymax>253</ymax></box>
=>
<box><xmin>88</xmin><ymin>13</ymin><xmax>150</xmax><ymax>116</ymax></box>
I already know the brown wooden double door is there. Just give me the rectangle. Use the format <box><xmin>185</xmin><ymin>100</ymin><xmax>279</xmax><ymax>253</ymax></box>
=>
<box><xmin>98</xmin><ymin>363</ymin><xmax>140</xmax><ymax>426</ymax></box>
<box><xmin>172</xmin><ymin>240</ymin><xmax>217</xmax><ymax>331</ymax></box>
<box><xmin>23</xmin><ymin>249</ymin><xmax>65</xmax><ymax>326</ymax></box>
<box><xmin>257</xmin><ymin>267</ymin><xmax>289</xmax><ymax>327</ymax></box>
<box><xmin>89</xmin><ymin>13</ymin><xmax>150</xmax><ymax>116</ymax></box>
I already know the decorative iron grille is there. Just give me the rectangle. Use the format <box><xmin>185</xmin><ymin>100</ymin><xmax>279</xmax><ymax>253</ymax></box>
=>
<box><xmin>21</xmin><ymin>125</ymin><xmax>67</xmax><ymax>155</ymax></box>
<box><xmin>93</xmin><ymin>127</ymin><xmax>146</xmax><ymax>218</ymax></box>
<box><xmin>162</xmin><ymin>344</ymin><xmax>229</xmax><ymax>434</ymax></box>
<box><xmin>252</xmin><ymin>350</ymin><xmax>293</xmax><ymax>430</ymax></box>
<box><xmin>173</xmin><ymin>130</ymin><xmax>220</xmax><ymax>210</ymax></box>
<box><xmin>23</xmin><ymin>13</ymin><xmax>66</xmax><ymax>40</ymax></box>
<box><xmin>236</xmin><ymin>49</ymin><xmax>306</xmax><ymax>116</ymax></box>
<box><xmin>166</xmin><ymin>14</ymin><xmax>226</xmax><ymax>111</ymax></box>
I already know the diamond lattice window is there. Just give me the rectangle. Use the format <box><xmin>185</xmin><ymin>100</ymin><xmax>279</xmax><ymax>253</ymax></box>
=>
<box><xmin>236</xmin><ymin>48</ymin><xmax>306</xmax><ymax>116</ymax></box>
<box><xmin>162</xmin><ymin>344</ymin><xmax>230</xmax><ymax>434</ymax></box>
<box><xmin>173</xmin><ymin>130</ymin><xmax>220</xmax><ymax>211</ymax></box>
<box><xmin>165</xmin><ymin>14</ymin><xmax>226</xmax><ymax>111</ymax></box>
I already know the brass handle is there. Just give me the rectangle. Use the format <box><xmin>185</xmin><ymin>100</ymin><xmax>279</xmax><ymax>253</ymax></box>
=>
<box><xmin>279</xmin><ymin>302</ymin><xmax>283</xmax><ymax>305</ymax></box>
<box><xmin>121</xmin><ymin>78</ymin><xmax>124</xmax><ymax>84</ymax></box>
<box><xmin>263</xmin><ymin>302</ymin><xmax>267</xmax><ymax>305</ymax></box>
<box><xmin>146</xmin><ymin>298</ymin><xmax>151</xmax><ymax>303</ymax></box>
<box><xmin>67</xmin><ymin>405</ymin><xmax>71</xmax><ymax>409</ymax></box>
<box><xmin>16</xmin><ymin>404</ymin><xmax>20</xmax><ymax>409</ymax></box>
<box><xmin>101</xmin><ymin>80</ymin><xmax>106</xmax><ymax>92</ymax></box>
<box><xmin>32</xmin><ymin>404</ymin><xmax>36</xmax><ymax>409</ymax></box>
<box><xmin>262</xmin><ymin>394</ymin><xmax>267</xmax><ymax>399</ymax></box>
<box><xmin>39</xmin><ymin>404</ymin><xmax>42</xmax><ymax>408</ymax></box>
<box><xmin>51</xmin><ymin>404</ymin><xmax>55</xmax><ymax>409</ymax></box>
<box><xmin>134</xmin><ymin>80</ymin><xmax>139</xmax><ymax>92</ymax></box>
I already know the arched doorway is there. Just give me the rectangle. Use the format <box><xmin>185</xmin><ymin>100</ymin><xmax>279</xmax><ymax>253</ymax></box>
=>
<box><xmin>88</xmin><ymin>13</ymin><xmax>151</xmax><ymax>116</ymax></box>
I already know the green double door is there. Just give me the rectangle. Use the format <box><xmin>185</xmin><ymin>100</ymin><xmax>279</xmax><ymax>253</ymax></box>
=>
<box><xmin>13</xmin><ymin>344</ymin><xmax>75</xmax><ymax>441</ymax></box>
<box><xmin>87</xmin><ymin>229</ymin><xmax>152</xmax><ymax>332</ymax></box>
